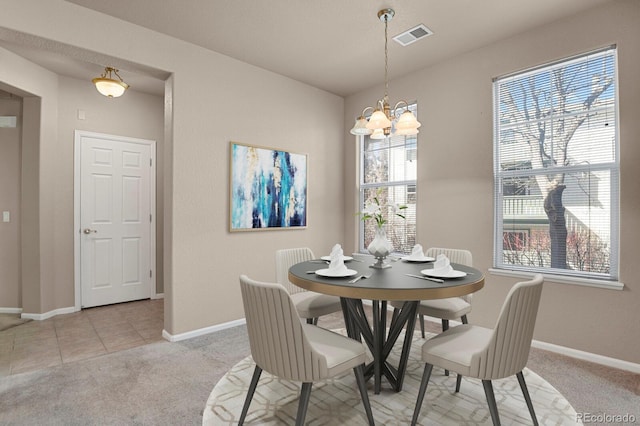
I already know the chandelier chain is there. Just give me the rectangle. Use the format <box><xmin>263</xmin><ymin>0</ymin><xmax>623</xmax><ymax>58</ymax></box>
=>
<box><xmin>384</xmin><ymin>14</ymin><xmax>389</xmax><ymax>100</ymax></box>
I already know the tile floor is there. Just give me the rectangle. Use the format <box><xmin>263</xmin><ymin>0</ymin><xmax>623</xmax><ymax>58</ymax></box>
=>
<box><xmin>0</xmin><ymin>298</ymin><xmax>164</xmax><ymax>376</ymax></box>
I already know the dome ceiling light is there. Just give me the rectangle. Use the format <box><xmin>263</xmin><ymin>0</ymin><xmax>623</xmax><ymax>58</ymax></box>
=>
<box><xmin>92</xmin><ymin>66</ymin><xmax>129</xmax><ymax>98</ymax></box>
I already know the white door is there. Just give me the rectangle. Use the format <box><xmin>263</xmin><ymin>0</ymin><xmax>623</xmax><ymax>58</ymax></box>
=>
<box><xmin>78</xmin><ymin>132</ymin><xmax>155</xmax><ymax>308</ymax></box>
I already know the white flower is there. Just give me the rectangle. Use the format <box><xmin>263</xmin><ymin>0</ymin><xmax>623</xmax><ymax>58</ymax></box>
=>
<box><xmin>358</xmin><ymin>190</ymin><xmax>407</xmax><ymax>229</ymax></box>
<box><xmin>363</xmin><ymin>203</ymin><xmax>380</xmax><ymax>215</ymax></box>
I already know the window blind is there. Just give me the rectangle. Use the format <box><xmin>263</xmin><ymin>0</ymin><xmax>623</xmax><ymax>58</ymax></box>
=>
<box><xmin>493</xmin><ymin>47</ymin><xmax>619</xmax><ymax>280</ymax></box>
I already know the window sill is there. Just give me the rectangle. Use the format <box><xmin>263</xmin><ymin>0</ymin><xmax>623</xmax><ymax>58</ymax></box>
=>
<box><xmin>488</xmin><ymin>268</ymin><xmax>624</xmax><ymax>290</ymax></box>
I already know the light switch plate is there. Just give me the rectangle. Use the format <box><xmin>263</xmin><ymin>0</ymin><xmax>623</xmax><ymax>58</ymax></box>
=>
<box><xmin>0</xmin><ymin>116</ymin><xmax>17</xmax><ymax>128</ymax></box>
<box><xmin>2</xmin><ymin>211</ymin><xmax>10</xmax><ymax>222</ymax></box>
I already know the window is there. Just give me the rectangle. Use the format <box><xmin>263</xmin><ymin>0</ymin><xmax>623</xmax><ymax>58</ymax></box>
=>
<box><xmin>359</xmin><ymin>104</ymin><xmax>418</xmax><ymax>254</ymax></box>
<box><xmin>493</xmin><ymin>47</ymin><xmax>619</xmax><ymax>282</ymax></box>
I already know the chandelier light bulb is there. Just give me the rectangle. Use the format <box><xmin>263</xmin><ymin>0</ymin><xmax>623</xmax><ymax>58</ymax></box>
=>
<box><xmin>366</xmin><ymin>109</ymin><xmax>393</xmax><ymax>130</ymax></box>
<box><xmin>370</xmin><ymin>128</ymin><xmax>386</xmax><ymax>140</ymax></box>
<box><xmin>350</xmin><ymin>116</ymin><xmax>373</xmax><ymax>135</ymax></box>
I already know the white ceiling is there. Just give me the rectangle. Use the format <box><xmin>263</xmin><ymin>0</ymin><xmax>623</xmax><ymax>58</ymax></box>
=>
<box><xmin>1</xmin><ymin>0</ymin><xmax>613</xmax><ymax>98</ymax></box>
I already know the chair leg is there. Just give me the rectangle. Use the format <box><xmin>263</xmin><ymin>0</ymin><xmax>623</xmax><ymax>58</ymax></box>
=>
<box><xmin>455</xmin><ymin>374</ymin><xmax>462</xmax><ymax>393</ymax></box>
<box><xmin>353</xmin><ymin>364</ymin><xmax>375</xmax><ymax>426</ymax></box>
<box><xmin>461</xmin><ymin>314</ymin><xmax>468</xmax><ymax>324</ymax></box>
<box><xmin>442</xmin><ymin>319</ymin><xmax>450</xmax><ymax>376</ymax></box>
<box><xmin>517</xmin><ymin>371</ymin><xmax>539</xmax><ymax>426</ymax></box>
<box><xmin>411</xmin><ymin>363</ymin><xmax>433</xmax><ymax>426</ymax></box>
<box><xmin>295</xmin><ymin>382</ymin><xmax>313</xmax><ymax>426</ymax></box>
<box><xmin>482</xmin><ymin>380</ymin><xmax>501</xmax><ymax>426</ymax></box>
<box><xmin>419</xmin><ymin>314</ymin><xmax>425</xmax><ymax>338</ymax></box>
<box><xmin>442</xmin><ymin>319</ymin><xmax>449</xmax><ymax>331</ymax></box>
<box><xmin>239</xmin><ymin>365</ymin><xmax>262</xmax><ymax>425</ymax></box>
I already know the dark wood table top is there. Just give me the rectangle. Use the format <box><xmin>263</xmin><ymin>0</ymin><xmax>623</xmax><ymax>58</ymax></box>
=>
<box><xmin>289</xmin><ymin>259</ymin><xmax>484</xmax><ymax>301</ymax></box>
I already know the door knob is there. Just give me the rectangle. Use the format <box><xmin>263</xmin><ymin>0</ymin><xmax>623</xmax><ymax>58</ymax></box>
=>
<box><xmin>83</xmin><ymin>228</ymin><xmax>97</xmax><ymax>234</ymax></box>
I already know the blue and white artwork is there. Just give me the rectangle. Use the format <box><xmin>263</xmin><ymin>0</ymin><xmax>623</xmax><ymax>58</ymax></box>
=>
<box><xmin>230</xmin><ymin>142</ymin><xmax>307</xmax><ymax>231</ymax></box>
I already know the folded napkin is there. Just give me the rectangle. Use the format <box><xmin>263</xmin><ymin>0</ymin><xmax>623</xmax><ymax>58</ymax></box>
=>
<box><xmin>432</xmin><ymin>253</ymin><xmax>453</xmax><ymax>275</ymax></box>
<box><xmin>328</xmin><ymin>244</ymin><xmax>348</xmax><ymax>274</ymax></box>
<box><xmin>408</xmin><ymin>244</ymin><xmax>425</xmax><ymax>259</ymax></box>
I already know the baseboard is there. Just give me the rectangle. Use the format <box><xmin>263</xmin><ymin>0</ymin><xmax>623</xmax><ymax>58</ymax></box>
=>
<box><xmin>162</xmin><ymin>318</ymin><xmax>246</xmax><ymax>342</ymax></box>
<box><xmin>531</xmin><ymin>339</ymin><xmax>640</xmax><ymax>374</ymax></box>
<box><xmin>19</xmin><ymin>296</ymin><xmax>162</xmax><ymax>320</ymax></box>
<box><xmin>21</xmin><ymin>306</ymin><xmax>78</xmax><ymax>321</ymax></box>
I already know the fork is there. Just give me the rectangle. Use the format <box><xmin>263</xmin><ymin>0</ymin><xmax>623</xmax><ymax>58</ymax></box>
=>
<box><xmin>349</xmin><ymin>274</ymin><xmax>371</xmax><ymax>284</ymax></box>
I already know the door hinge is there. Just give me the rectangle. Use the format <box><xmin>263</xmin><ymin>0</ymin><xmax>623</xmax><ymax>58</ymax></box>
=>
<box><xmin>150</xmin><ymin>214</ymin><xmax>152</xmax><ymax>222</ymax></box>
<box><xmin>150</xmin><ymin>270</ymin><xmax>153</xmax><ymax>278</ymax></box>
<box><xmin>150</xmin><ymin>158</ymin><xmax>152</xmax><ymax>167</ymax></box>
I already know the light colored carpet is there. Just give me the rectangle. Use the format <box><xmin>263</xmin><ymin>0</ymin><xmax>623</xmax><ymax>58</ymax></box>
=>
<box><xmin>204</xmin><ymin>330</ymin><xmax>580</xmax><ymax>425</ymax></box>
<box><xmin>1</xmin><ymin>319</ymin><xmax>637</xmax><ymax>425</ymax></box>
<box><xmin>0</xmin><ymin>313</ymin><xmax>31</xmax><ymax>332</ymax></box>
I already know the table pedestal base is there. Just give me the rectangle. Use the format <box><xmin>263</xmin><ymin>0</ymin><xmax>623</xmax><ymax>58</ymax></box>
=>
<box><xmin>340</xmin><ymin>298</ymin><xmax>418</xmax><ymax>394</ymax></box>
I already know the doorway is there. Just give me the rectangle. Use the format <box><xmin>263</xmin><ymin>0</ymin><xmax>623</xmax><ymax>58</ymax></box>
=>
<box><xmin>74</xmin><ymin>130</ymin><xmax>156</xmax><ymax>309</ymax></box>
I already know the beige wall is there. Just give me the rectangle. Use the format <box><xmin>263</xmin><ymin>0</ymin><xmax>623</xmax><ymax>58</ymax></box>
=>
<box><xmin>2</xmin><ymin>0</ymin><xmax>638</xmax><ymax>365</ymax></box>
<box><xmin>165</xmin><ymin>53</ymin><xmax>345</xmax><ymax>334</ymax></box>
<box><xmin>0</xmin><ymin>95</ymin><xmax>22</xmax><ymax>308</ymax></box>
<box><xmin>1</xmin><ymin>0</ymin><xmax>346</xmax><ymax>335</ymax></box>
<box><xmin>0</xmin><ymin>47</ymin><xmax>58</xmax><ymax>315</ymax></box>
<box><xmin>345</xmin><ymin>0</ymin><xmax>640</xmax><ymax>364</ymax></box>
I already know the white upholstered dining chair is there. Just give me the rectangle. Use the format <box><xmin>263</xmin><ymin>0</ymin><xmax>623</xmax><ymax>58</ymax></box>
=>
<box><xmin>390</xmin><ymin>247</ymin><xmax>473</xmax><ymax>377</ymax></box>
<box><xmin>411</xmin><ymin>274</ymin><xmax>544</xmax><ymax>426</ymax></box>
<box><xmin>393</xmin><ymin>247</ymin><xmax>473</xmax><ymax>337</ymax></box>
<box><xmin>275</xmin><ymin>247</ymin><xmax>342</xmax><ymax>325</ymax></box>
<box><xmin>238</xmin><ymin>275</ymin><xmax>375</xmax><ymax>426</ymax></box>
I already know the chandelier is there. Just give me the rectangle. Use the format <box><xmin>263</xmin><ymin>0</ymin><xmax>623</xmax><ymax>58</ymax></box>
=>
<box><xmin>92</xmin><ymin>67</ymin><xmax>129</xmax><ymax>98</ymax></box>
<box><xmin>350</xmin><ymin>9</ymin><xmax>421</xmax><ymax>139</ymax></box>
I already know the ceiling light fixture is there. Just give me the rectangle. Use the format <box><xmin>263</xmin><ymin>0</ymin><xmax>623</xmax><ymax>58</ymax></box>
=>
<box><xmin>350</xmin><ymin>9</ymin><xmax>421</xmax><ymax>139</ymax></box>
<box><xmin>92</xmin><ymin>67</ymin><xmax>129</xmax><ymax>98</ymax></box>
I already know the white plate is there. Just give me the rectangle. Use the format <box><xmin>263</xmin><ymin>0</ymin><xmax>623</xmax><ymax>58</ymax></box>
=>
<box><xmin>420</xmin><ymin>268</ymin><xmax>467</xmax><ymax>278</ymax></box>
<box><xmin>315</xmin><ymin>268</ymin><xmax>358</xmax><ymax>278</ymax></box>
<box><xmin>401</xmin><ymin>256</ymin><xmax>435</xmax><ymax>263</ymax></box>
<box><xmin>321</xmin><ymin>255</ymin><xmax>354</xmax><ymax>262</ymax></box>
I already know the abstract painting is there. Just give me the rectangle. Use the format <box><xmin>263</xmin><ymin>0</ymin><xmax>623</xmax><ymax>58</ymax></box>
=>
<box><xmin>230</xmin><ymin>142</ymin><xmax>307</xmax><ymax>231</ymax></box>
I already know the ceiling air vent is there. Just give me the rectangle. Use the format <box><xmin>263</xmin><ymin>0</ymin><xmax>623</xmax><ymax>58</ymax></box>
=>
<box><xmin>393</xmin><ymin>24</ymin><xmax>433</xmax><ymax>47</ymax></box>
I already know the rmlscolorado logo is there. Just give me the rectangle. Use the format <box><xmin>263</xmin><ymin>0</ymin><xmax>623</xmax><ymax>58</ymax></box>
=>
<box><xmin>576</xmin><ymin>412</ymin><xmax>636</xmax><ymax>424</ymax></box>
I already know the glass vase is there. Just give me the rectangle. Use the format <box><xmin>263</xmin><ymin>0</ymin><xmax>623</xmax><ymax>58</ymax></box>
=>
<box><xmin>367</xmin><ymin>226</ymin><xmax>393</xmax><ymax>269</ymax></box>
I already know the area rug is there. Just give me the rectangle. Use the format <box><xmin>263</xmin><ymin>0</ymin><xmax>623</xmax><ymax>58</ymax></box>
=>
<box><xmin>203</xmin><ymin>330</ymin><xmax>581</xmax><ymax>425</ymax></box>
<box><xmin>0</xmin><ymin>314</ymin><xmax>31</xmax><ymax>332</ymax></box>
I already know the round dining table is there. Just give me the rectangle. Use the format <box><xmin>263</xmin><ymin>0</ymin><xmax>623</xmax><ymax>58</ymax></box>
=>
<box><xmin>289</xmin><ymin>257</ymin><xmax>484</xmax><ymax>394</ymax></box>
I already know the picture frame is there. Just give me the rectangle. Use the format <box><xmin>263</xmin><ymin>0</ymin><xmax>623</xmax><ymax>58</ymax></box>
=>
<box><xmin>229</xmin><ymin>142</ymin><xmax>307</xmax><ymax>231</ymax></box>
